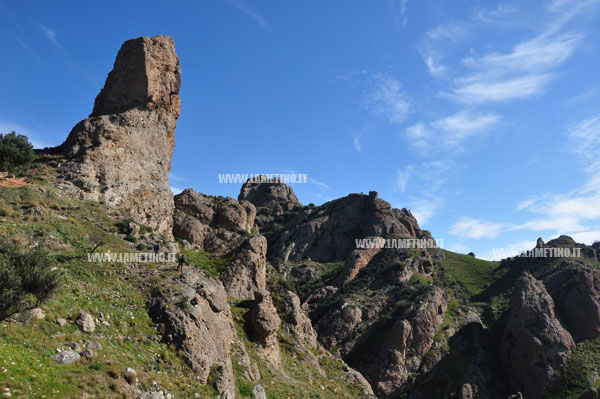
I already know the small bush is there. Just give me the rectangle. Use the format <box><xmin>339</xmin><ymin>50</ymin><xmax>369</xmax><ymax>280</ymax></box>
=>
<box><xmin>0</xmin><ymin>131</ymin><xmax>36</xmax><ymax>172</ymax></box>
<box><xmin>0</xmin><ymin>239</ymin><xmax>59</xmax><ymax>321</ymax></box>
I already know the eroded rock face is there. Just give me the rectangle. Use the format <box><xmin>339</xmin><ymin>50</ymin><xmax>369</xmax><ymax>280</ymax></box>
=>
<box><xmin>267</xmin><ymin>191</ymin><xmax>433</xmax><ymax>263</ymax></box>
<box><xmin>220</xmin><ymin>235</ymin><xmax>267</xmax><ymax>299</ymax></box>
<box><xmin>148</xmin><ymin>270</ymin><xmax>235</xmax><ymax>398</ymax></box>
<box><xmin>501</xmin><ymin>273</ymin><xmax>575</xmax><ymax>399</ymax></box>
<box><xmin>59</xmin><ymin>35</ymin><xmax>180</xmax><ymax>236</ymax></box>
<box><xmin>173</xmin><ymin>188</ymin><xmax>257</xmax><ymax>255</ymax></box>
<box><xmin>563</xmin><ymin>267</ymin><xmax>600</xmax><ymax>340</ymax></box>
<box><xmin>283</xmin><ymin>290</ymin><xmax>319</xmax><ymax>349</ymax></box>
<box><xmin>238</xmin><ymin>176</ymin><xmax>300</xmax><ymax>230</ymax></box>
<box><xmin>332</xmin><ymin>238</ymin><xmax>384</xmax><ymax>287</ymax></box>
<box><xmin>249</xmin><ymin>290</ymin><xmax>282</xmax><ymax>367</ymax></box>
<box><xmin>369</xmin><ymin>287</ymin><xmax>449</xmax><ymax>398</ymax></box>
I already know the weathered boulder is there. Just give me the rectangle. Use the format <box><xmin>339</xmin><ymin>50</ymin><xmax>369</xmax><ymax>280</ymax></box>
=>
<box><xmin>75</xmin><ymin>311</ymin><xmax>95</xmax><ymax>333</ymax></box>
<box><xmin>148</xmin><ymin>269</ymin><xmax>235</xmax><ymax>398</ymax></box>
<box><xmin>253</xmin><ymin>385</ymin><xmax>267</xmax><ymax>399</ymax></box>
<box><xmin>248</xmin><ymin>290</ymin><xmax>282</xmax><ymax>366</ymax></box>
<box><xmin>52</xmin><ymin>350</ymin><xmax>81</xmax><ymax>365</ymax></box>
<box><xmin>173</xmin><ymin>188</ymin><xmax>256</xmax><ymax>255</ymax></box>
<box><xmin>501</xmin><ymin>273</ymin><xmax>575</xmax><ymax>399</ymax></box>
<box><xmin>238</xmin><ymin>175</ymin><xmax>300</xmax><ymax>230</ymax></box>
<box><xmin>220</xmin><ymin>235</ymin><xmax>267</xmax><ymax>299</ymax></box>
<box><xmin>59</xmin><ymin>35</ymin><xmax>180</xmax><ymax>237</ymax></box>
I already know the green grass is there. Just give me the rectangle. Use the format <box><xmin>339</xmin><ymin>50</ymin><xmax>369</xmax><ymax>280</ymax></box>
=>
<box><xmin>0</xmin><ymin>159</ymin><xmax>217</xmax><ymax>398</ymax></box>
<box><xmin>545</xmin><ymin>336</ymin><xmax>600</xmax><ymax>399</ymax></box>
<box><xmin>182</xmin><ymin>249</ymin><xmax>232</xmax><ymax>278</ymax></box>
<box><xmin>229</xmin><ymin>301</ymin><xmax>369</xmax><ymax>399</ymax></box>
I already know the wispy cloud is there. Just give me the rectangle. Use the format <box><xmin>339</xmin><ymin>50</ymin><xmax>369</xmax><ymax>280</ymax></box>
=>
<box><xmin>396</xmin><ymin>160</ymin><xmax>460</xmax><ymax>226</ymax></box>
<box><xmin>170</xmin><ymin>186</ymin><xmax>183</xmax><ymax>195</ymax></box>
<box><xmin>405</xmin><ymin>110</ymin><xmax>500</xmax><ymax>154</ymax></box>
<box><xmin>364</xmin><ymin>74</ymin><xmax>411</xmax><ymax>124</ymax></box>
<box><xmin>448</xmin><ymin>6</ymin><xmax>592</xmax><ymax>104</ymax></box>
<box><xmin>352</xmin><ymin>134</ymin><xmax>362</xmax><ymax>152</ymax></box>
<box><xmin>567</xmin><ymin>117</ymin><xmax>600</xmax><ymax>174</ymax></box>
<box><xmin>450</xmin><ymin>74</ymin><xmax>553</xmax><ymax>104</ymax></box>
<box><xmin>394</xmin><ymin>166</ymin><xmax>412</xmax><ymax>193</ymax></box>
<box><xmin>400</xmin><ymin>0</ymin><xmax>408</xmax><ymax>26</ymax></box>
<box><xmin>420</xmin><ymin>1</ymin><xmax>596</xmax><ymax>105</ymax></box>
<box><xmin>39</xmin><ymin>24</ymin><xmax>62</xmax><ymax>48</ymax></box>
<box><xmin>11</xmin><ymin>32</ymin><xmax>43</xmax><ymax>65</ymax></box>
<box><xmin>409</xmin><ymin>195</ymin><xmax>442</xmax><ymax>226</ymax></box>
<box><xmin>309</xmin><ymin>178</ymin><xmax>329</xmax><ymax>189</ymax></box>
<box><xmin>229</xmin><ymin>0</ymin><xmax>270</xmax><ymax>31</ymax></box>
<box><xmin>450</xmin><ymin>216</ymin><xmax>511</xmax><ymax>239</ymax></box>
<box><xmin>451</xmin><ymin>114</ymin><xmax>600</xmax><ymax>244</ymax></box>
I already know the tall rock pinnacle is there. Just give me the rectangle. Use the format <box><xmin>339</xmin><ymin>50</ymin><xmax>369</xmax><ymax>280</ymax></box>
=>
<box><xmin>59</xmin><ymin>35</ymin><xmax>181</xmax><ymax>237</ymax></box>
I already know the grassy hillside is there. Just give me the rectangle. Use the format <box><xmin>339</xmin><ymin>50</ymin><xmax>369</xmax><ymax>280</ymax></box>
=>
<box><xmin>0</xmin><ymin>157</ymin><xmax>370</xmax><ymax>399</ymax></box>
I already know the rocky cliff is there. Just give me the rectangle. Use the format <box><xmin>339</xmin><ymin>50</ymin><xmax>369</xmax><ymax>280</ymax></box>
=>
<box><xmin>59</xmin><ymin>35</ymin><xmax>181</xmax><ymax>237</ymax></box>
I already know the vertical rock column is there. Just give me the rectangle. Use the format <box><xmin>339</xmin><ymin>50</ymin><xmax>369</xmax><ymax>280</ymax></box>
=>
<box><xmin>60</xmin><ymin>35</ymin><xmax>181</xmax><ymax>237</ymax></box>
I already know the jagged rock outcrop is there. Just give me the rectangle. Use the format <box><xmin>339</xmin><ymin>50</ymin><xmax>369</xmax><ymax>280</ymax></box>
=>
<box><xmin>368</xmin><ymin>287</ymin><xmax>450</xmax><ymax>398</ymax></box>
<box><xmin>333</xmin><ymin>238</ymin><xmax>384</xmax><ymax>287</ymax></box>
<box><xmin>220</xmin><ymin>234</ymin><xmax>267</xmax><ymax>299</ymax></box>
<box><xmin>59</xmin><ymin>35</ymin><xmax>180</xmax><ymax>236</ymax></box>
<box><xmin>266</xmin><ymin>190</ymin><xmax>433</xmax><ymax>263</ymax></box>
<box><xmin>563</xmin><ymin>267</ymin><xmax>600</xmax><ymax>340</ymax></box>
<box><xmin>317</xmin><ymin>305</ymin><xmax>363</xmax><ymax>348</ymax></box>
<box><xmin>249</xmin><ymin>290</ymin><xmax>282</xmax><ymax>366</ymax></box>
<box><xmin>173</xmin><ymin>188</ymin><xmax>256</xmax><ymax>255</ymax></box>
<box><xmin>283</xmin><ymin>290</ymin><xmax>319</xmax><ymax>349</ymax></box>
<box><xmin>238</xmin><ymin>175</ymin><xmax>300</xmax><ymax>230</ymax></box>
<box><xmin>501</xmin><ymin>273</ymin><xmax>575</xmax><ymax>399</ymax></box>
<box><xmin>148</xmin><ymin>270</ymin><xmax>235</xmax><ymax>398</ymax></box>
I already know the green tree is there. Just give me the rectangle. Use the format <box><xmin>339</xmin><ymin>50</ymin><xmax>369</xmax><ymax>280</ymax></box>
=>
<box><xmin>0</xmin><ymin>131</ymin><xmax>36</xmax><ymax>172</ymax></box>
<box><xmin>0</xmin><ymin>240</ymin><xmax>59</xmax><ymax>321</ymax></box>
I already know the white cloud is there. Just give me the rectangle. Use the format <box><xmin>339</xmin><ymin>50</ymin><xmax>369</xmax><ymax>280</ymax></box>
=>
<box><xmin>400</xmin><ymin>0</ymin><xmax>408</xmax><ymax>26</ymax></box>
<box><xmin>450</xmin><ymin>74</ymin><xmax>552</xmax><ymax>104</ymax></box>
<box><xmin>365</xmin><ymin>74</ymin><xmax>411</xmax><ymax>123</ymax></box>
<box><xmin>425</xmin><ymin>1</ymin><xmax>595</xmax><ymax>105</ymax></box>
<box><xmin>419</xmin><ymin>21</ymin><xmax>469</xmax><ymax>78</ymax></box>
<box><xmin>571</xmin><ymin>230</ymin><xmax>600</xmax><ymax>245</ymax></box>
<box><xmin>422</xmin><ymin>53</ymin><xmax>446</xmax><ymax>77</ymax></box>
<box><xmin>409</xmin><ymin>196</ymin><xmax>442</xmax><ymax>226</ymax></box>
<box><xmin>405</xmin><ymin>111</ymin><xmax>500</xmax><ymax>154</ymax></box>
<box><xmin>394</xmin><ymin>166</ymin><xmax>412</xmax><ymax>193</ymax></box>
<box><xmin>567</xmin><ymin>117</ymin><xmax>600</xmax><ymax>173</ymax></box>
<box><xmin>427</xmin><ymin>21</ymin><xmax>469</xmax><ymax>42</ymax></box>
<box><xmin>170</xmin><ymin>186</ymin><xmax>183</xmax><ymax>195</ymax></box>
<box><xmin>463</xmin><ymin>33</ymin><xmax>582</xmax><ymax>73</ymax></box>
<box><xmin>39</xmin><ymin>24</ymin><xmax>62</xmax><ymax>48</ymax></box>
<box><xmin>308</xmin><ymin>178</ymin><xmax>329</xmax><ymax>189</ymax></box>
<box><xmin>450</xmin><ymin>216</ymin><xmax>510</xmax><ymax>239</ymax></box>
<box><xmin>229</xmin><ymin>0</ymin><xmax>270</xmax><ymax>31</ymax></box>
<box><xmin>352</xmin><ymin>134</ymin><xmax>362</xmax><ymax>152</ymax></box>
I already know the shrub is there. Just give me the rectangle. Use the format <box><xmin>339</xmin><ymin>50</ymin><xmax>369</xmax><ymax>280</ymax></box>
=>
<box><xmin>0</xmin><ymin>131</ymin><xmax>36</xmax><ymax>172</ymax></box>
<box><xmin>0</xmin><ymin>239</ymin><xmax>59</xmax><ymax>321</ymax></box>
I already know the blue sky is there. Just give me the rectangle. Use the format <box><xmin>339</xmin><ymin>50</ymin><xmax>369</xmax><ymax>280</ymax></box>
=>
<box><xmin>1</xmin><ymin>0</ymin><xmax>600</xmax><ymax>259</ymax></box>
